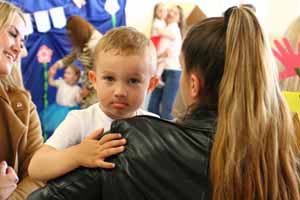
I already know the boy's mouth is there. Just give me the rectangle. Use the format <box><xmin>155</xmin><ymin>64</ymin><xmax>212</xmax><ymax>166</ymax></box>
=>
<box><xmin>112</xmin><ymin>102</ymin><xmax>128</xmax><ymax>109</ymax></box>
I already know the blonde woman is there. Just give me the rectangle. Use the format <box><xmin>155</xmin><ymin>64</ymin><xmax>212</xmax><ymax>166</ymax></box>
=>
<box><xmin>0</xmin><ymin>2</ymin><xmax>43</xmax><ymax>200</ymax></box>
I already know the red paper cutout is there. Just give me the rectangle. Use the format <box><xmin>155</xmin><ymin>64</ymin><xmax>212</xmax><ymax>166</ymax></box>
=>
<box><xmin>272</xmin><ymin>38</ymin><xmax>300</xmax><ymax>80</ymax></box>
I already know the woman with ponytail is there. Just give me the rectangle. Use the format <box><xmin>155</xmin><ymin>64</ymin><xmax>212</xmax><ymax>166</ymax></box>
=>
<box><xmin>28</xmin><ymin>5</ymin><xmax>300</xmax><ymax>200</ymax></box>
<box><xmin>181</xmin><ymin>5</ymin><xmax>300</xmax><ymax>199</ymax></box>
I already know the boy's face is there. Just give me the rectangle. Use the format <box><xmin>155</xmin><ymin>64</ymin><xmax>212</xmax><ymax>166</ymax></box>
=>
<box><xmin>89</xmin><ymin>50</ymin><xmax>156</xmax><ymax>119</ymax></box>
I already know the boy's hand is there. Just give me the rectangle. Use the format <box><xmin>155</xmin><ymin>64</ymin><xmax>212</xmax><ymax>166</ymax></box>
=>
<box><xmin>74</xmin><ymin>129</ymin><xmax>126</xmax><ymax>169</ymax></box>
<box><xmin>0</xmin><ymin>161</ymin><xmax>18</xmax><ymax>200</ymax></box>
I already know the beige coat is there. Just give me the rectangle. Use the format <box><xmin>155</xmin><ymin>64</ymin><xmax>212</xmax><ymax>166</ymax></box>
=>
<box><xmin>0</xmin><ymin>82</ymin><xmax>44</xmax><ymax>200</ymax></box>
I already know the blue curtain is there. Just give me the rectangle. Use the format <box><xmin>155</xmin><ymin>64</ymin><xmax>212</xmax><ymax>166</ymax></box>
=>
<box><xmin>8</xmin><ymin>0</ymin><xmax>127</xmax><ymax>112</ymax></box>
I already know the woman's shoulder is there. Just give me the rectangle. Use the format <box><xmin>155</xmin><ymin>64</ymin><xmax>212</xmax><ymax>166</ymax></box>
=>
<box><xmin>6</xmin><ymin>86</ymin><xmax>31</xmax><ymax>102</ymax></box>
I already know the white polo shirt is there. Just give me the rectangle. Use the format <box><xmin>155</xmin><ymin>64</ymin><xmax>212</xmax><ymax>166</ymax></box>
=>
<box><xmin>46</xmin><ymin>103</ymin><xmax>158</xmax><ymax>150</ymax></box>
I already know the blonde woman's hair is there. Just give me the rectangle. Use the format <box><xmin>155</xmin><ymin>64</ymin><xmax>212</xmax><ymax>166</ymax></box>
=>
<box><xmin>182</xmin><ymin>5</ymin><xmax>300</xmax><ymax>200</ymax></box>
<box><xmin>0</xmin><ymin>1</ymin><xmax>26</xmax><ymax>89</ymax></box>
<box><xmin>94</xmin><ymin>26</ymin><xmax>157</xmax><ymax>74</ymax></box>
<box><xmin>278</xmin><ymin>16</ymin><xmax>300</xmax><ymax>91</ymax></box>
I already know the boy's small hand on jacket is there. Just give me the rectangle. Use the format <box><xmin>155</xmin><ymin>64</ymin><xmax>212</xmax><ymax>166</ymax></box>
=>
<box><xmin>73</xmin><ymin>129</ymin><xmax>126</xmax><ymax>169</ymax></box>
<box><xmin>0</xmin><ymin>161</ymin><xmax>18</xmax><ymax>200</ymax></box>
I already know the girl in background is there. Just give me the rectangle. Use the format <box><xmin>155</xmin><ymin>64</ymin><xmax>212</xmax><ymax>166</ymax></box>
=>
<box><xmin>150</xmin><ymin>2</ymin><xmax>168</xmax><ymax>87</ymax></box>
<box><xmin>49</xmin><ymin>16</ymin><xmax>102</xmax><ymax>108</ymax></box>
<box><xmin>148</xmin><ymin>5</ymin><xmax>183</xmax><ymax>120</ymax></box>
<box><xmin>150</xmin><ymin>2</ymin><xmax>167</xmax><ymax>50</ymax></box>
<box><xmin>41</xmin><ymin>64</ymin><xmax>81</xmax><ymax>137</ymax></box>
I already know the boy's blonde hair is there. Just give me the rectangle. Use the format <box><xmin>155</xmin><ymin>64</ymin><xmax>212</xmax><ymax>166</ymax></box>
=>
<box><xmin>94</xmin><ymin>26</ymin><xmax>157</xmax><ymax>74</ymax></box>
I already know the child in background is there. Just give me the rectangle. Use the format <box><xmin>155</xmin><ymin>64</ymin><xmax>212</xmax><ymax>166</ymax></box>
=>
<box><xmin>151</xmin><ymin>2</ymin><xmax>167</xmax><ymax>50</ymax></box>
<box><xmin>50</xmin><ymin>16</ymin><xmax>103</xmax><ymax>109</ymax></box>
<box><xmin>148</xmin><ymin>5</ymin><xmax>183</xmax><ymax>120</ymax></box>
<box><xmin>28</xmin><ymin>27</ymin><xmax>159</xmax><ymax>181</ymax></box>
<box><xmin>151</xmin><ymin>2</ymin><xmax>168</xmax><ymax>87</ymax></box>
<box><xmin>41</xmin><ymin>64</ymin><xmax>81</xmax><ymax>137</ymax></box>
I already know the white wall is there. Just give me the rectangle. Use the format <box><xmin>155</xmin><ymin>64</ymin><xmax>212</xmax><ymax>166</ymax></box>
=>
<box><xmin>265</xmin><ymin>0</ymin><xmax>300</xmax><ymax>36</ymax></box>
<box><xmin>125</xmin><ymin>0</ymin><xmax>300</xmax><ymax>37</ymax></box>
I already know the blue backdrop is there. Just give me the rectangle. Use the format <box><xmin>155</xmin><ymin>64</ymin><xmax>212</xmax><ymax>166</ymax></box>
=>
<box><xmin>8</xmin><ymin>0</ymin><xmax>127</xmax><ymax>112</ymax></box>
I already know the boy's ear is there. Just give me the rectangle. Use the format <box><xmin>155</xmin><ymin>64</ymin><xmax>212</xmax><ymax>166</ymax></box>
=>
<box><xmin>147</xmin><ymin>76</ymin><xmax>159</xmax><ymax>93</ymax></box>
<box><xmin>88</xmin><ymin>70</ymin><xmax>97</xmax><ymax>89</ymax></box>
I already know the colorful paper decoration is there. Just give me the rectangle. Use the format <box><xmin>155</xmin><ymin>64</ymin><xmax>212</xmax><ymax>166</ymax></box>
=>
<box><xmin>37</xmin><ymin>45</ymin><xmax>53</xmax><ymax>63</ymax></box>
<box><xmin>73</xmin><ymin>0</ymin><xmax>86</xmax><ymax>8</ymax></box>
<box><xmin>37</xmin><ymin>45</ymin><xmax>53</xmax><ymax>140</ymax></box>
<box><xmin>282</xmin><ymin>91</ymin><xmax>300</xmax><ymax>113</ymax></box>
<box><xmin>34</xmin><ymin>10</ymin><xmax>51</xmax><ymax>32</ymax></box>
<box><xmin>49</xmin><ymin>7</ymin><xmax>67</xmax><ymax>29</ymax></box>
<box><xmin>24</xmin><ymin>13</ymin><xmax>33</xmax><ymax>35</ymax></box>
<box><xmin>105</xmin><ymin>0</ymin><xmax>120</xmax><ymax>27</ymax></box>
<box><xmin>272</xmin><ymin>38</ymin><xmax>300</xmax><ymax>80</ymax></box>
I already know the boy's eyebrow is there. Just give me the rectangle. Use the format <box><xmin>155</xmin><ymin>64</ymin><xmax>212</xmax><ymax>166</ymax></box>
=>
<box><xmin>100</xmin><ymin>70</ymin><xmax>145</xmax><ymax>77</ymax></box>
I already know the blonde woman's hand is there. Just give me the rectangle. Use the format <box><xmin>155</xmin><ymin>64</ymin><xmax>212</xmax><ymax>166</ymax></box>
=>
<box><xmin>0</xmin><ymin>161</ymin><xmax>18</xmax><ymax>200</ymax></box>
<box><xmin>73</xmin><ymin>129</ymin><xmax>126</xmax><ymax>169</ymax></box>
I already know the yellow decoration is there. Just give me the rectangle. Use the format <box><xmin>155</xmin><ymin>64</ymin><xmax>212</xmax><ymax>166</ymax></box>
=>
<box><xmin>283</xmin><ymin>91</ymin><xmax>300</xmax><ymax>112</ymax></box>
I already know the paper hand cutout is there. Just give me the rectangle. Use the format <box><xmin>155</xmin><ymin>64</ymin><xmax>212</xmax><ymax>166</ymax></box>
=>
<box><xmin>272</xmin><ymin>38</ymin><xmax>300</xmax><ymax>80</ymax></box>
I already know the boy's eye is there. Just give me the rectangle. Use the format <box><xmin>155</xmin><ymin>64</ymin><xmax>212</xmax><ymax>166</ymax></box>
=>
<box><xmin>128</xmin><ymin>78</ymin><xmax>140</xmax><ymax>84</ymax></box>
<box><xmin>103</xmin><ymin>76</ymin><xmax>114</xmax><ymax>81</ymax></box>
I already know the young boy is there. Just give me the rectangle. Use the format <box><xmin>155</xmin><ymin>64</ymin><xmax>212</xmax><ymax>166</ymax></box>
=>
<box><xmin>28</xmin><ymin>27</ymin><xmax>159</xmax><ymax>181</ymax></box>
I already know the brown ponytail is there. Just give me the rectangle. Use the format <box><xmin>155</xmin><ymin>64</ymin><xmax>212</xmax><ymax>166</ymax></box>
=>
<box><xmin>211</xmin><ymin>6</ymin><xmax>300</xmax><ymax>199</ymax></box>
<box><xmin>182</xmin><ymin>5</ymin><xmax>300</xmax><ymax>200</ymax></box>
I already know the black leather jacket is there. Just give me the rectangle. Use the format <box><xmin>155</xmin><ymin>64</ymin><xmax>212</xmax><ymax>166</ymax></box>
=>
<box><xmin>28</xmin><ymin>107</ymin><xmax>217</xmax><ymax>200</ymax></box>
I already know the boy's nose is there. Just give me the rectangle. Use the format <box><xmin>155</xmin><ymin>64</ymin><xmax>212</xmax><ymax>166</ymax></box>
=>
<box><xmin>114</xmin><ymin>84</ymin><xmax>127</xmax><ymax>97</ymax></box>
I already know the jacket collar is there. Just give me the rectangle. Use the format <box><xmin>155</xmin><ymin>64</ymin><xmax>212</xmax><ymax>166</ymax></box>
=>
<box><xmin>0</xmin><ymin>82</ymin><xmax>27</xmax><ymax>168</ymax></box>
<box><xmin>0</xmin><ymin>81</ymin><xmax>10</xmax><ymax>104</ymax></box>
<box><xmin>178</xmin><ymin>106</ymin><xmax>217</xmax><ymax>135</ymax></box>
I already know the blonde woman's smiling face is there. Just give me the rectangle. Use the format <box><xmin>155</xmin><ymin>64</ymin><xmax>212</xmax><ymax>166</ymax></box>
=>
<box><xmin>0</xmin><ymin>14</ymin><xmax>26</xmax><ymax>75</ymax></box>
